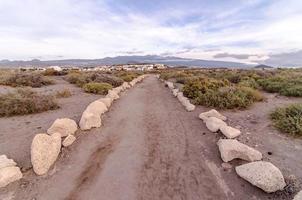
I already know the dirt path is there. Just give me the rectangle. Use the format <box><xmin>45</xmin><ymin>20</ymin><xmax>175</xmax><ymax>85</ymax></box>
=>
<box><xmin>1</xmin><ymin>75</ymin><xmax>297</xmax><ymax>200</ymax></box>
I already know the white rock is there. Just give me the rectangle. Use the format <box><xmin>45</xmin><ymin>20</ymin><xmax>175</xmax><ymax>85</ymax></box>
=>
<box><xmin>183</xmin><ymin>100</ymin><xmax>195</xmax><ymax>112</ymax></box>
<box><xmin>98</xmin><ymin>97</ymin><xmax>113</xmax><ymax>108</ymax></box>
<box><xmin>165</xmin><ymin>81</ymin><xmax>174</xmax><ymax>89</ymax></box>
<box><xmin>294</xmin><ymin>191</ymin><xmax>302</xmax><ymax>200</ymax></box>
<box><xmin>0</xmin><ymin>155</ymin><xmax>16</xmax><ymax>170</ymax></box>
<box><xmin>62</xmin><ymin>135</ymin><xmax>76</xmax><ymax>147</ymax></box>
<box><xmin>0</xmin><ymin>166</ymin><xmax>22</xmax><ymax>188</ymax></box>
<box><xmin>86</xmin><ymin>100</ymin><xmax>108</xmax><ymax>116</ymax></box>
<box><xmin>172</xmin><ymin>89</ymin><xmax>179</xmax><ymax>97</ymax></box>
<box><xmin>47</xmin><ymin>118</ymin><xmax>78</xmax><ymax>137</ymax></box>
<box><xmin>217</xmin><ymin>139</ymin><xmax>262</xmax><ymax>162</ymax></box>
<box><xmin>199</xmin><ymin>109</ymin><xmax>227</xmax><ymax>122</ymax></box>
<box><xmin>31</xmin><ymin>133</ymin><xmax>61</xmax><ymax>175</ymax></box>
<box><xmin>106</xmin><ymin>90</ymin><xmax>119</xmax><ymax>100</ymax></box>
<box><xmin>220</xmin><ymin>125</ymin><xmax>241</xmax><ymax>138</ymax></box>
<box><xmin>79</xmin><ymin>110</ymin><xmax>102</xmax><ymax>130</ymax></box>
<box><xmin>205</xmin><ymin>117</ymin><xmax>227</xmax><ymax>132</ymax></box>
<box><xmin>122</xmin><ymin>82</ymin><xmax>131</xmax><ymax>90</ymax></box>
<box><xmin>112</xmin><ymin>86</ymin><xmax>123</xmax><ymax>94</ymax></box>
<box><xmin>235</xmin><ymin>161</ymin><xmax>286</xmax><ymax>193</ymax></box>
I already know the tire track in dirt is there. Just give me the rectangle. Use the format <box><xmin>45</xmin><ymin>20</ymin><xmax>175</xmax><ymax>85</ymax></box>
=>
<box><xmin>66</xmin><ymin>137</ymin><xmax>118</xmax><ymax>200</ymax></box>
<box><xmin>137</xmin><ymin>77</ymin><xmax>228</xmax><ymax>200</ymax></box>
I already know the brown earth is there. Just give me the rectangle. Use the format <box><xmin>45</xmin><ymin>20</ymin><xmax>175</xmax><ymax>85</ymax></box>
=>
<box><xmin>0</xmin><ymin>75</ymin><xmax>301</xmax><ymax>200</ymax></box>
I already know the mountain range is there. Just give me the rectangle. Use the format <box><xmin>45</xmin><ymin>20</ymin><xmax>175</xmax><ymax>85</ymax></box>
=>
<box><xmin>0</xmin><ymin>55</ymin><xmax>252</xmax><ymax>68</ymax></box>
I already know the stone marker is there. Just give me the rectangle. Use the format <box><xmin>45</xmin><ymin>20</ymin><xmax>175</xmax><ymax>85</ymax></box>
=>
<box><xmin>205</xmin><ymin>117</ymin><xmax>227</xmax><ymax>132</ymax></box>
<box><xmin>235</xmin><ymin>161</ymin><xmax>286</xmax><ymax>193</ymax></box>
<box><xmin>86</xmin><ymin>100</ymin><xmax>108</xmax><ymax>116</ymax></box>
<box><xmin>0</xmin><ymin>166</ymin><xmax>23</xmax><ymax>188</ymax></box>
<box><xmin>217</xmin><ymin>139</ymin><xmax>262</xmax><ymax>162</ymax></box>
<box><xmin>47</xmin><ymin>118</ymin><xmax>78</xmax><ymax>137</ymax></box>
<box><xmin>62</xmin><ymin>135</ymin><xmax>76</xmax><ymax>147</ymax></box>
<box><xmin>79</xmin><ymin>110</ymin><xmax>102</xmax><ymax>130</ymax></box>
<box><xmin>31</xmin><ymin>133</ymin><xmax>61</xmax><ymax>175</ymax></box>
<box><xmin>98</xmin><ymin>97</ymin><xmax>113</xmax><ymax>108</ymax></box>
<box><xmin>220</xmin><ymin>125</ymin><xmax>241</xmax><ymax>138</ymax></box>
<box><xmin>0</xmin><ymin>155</ymin><xmax>16</xmax><ymax>169</ymax></box>
<box><xmin>199</xmin><ymin>109</ymin><xmax>227</xmax><ymax>122</ymax></box>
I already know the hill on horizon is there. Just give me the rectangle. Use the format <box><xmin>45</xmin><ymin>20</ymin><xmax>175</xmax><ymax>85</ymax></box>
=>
<box><xmin>0</xmin><ymin>55</ymin><xmax>252</xmax><ymax>68</ymax></box>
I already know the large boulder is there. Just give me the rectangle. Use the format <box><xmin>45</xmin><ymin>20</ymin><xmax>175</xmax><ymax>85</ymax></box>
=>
<box><xmin>98</xmin><ymin>97</ymin><xmax>113</xmax><ymax>108</ymax></box>
<box><xmin>47</xmin><ymin>118</ymin><xmax>78</xmax><ymax>137</ymax></box>
<box><xmin>217</xmin><ymin>139</ymin><xmax>262</xmax><ymax>162</ymax></box>
<box><xmin>294</xmin><ymin>191</ymin><xmax>302</xmax><ymax>200</ymax></box>
<box><xmin>106</xmin><ymin>90</ymin><xmax>119</xmax><ymax>100</ymax></box>
<box><xmin>79</xmin><ymin>110</ymin><xmax>102</xmax><ymax>130</ymax></box>
<box><xmin>0</xmin><ymin>166</ymin><xmax>22</xmax><ymax>188</ymax></box>
<box><xmin>205</xmin><ymin>117</ymin><xmax>227</xmax><ymax>132</ymax></box>
<box><xmin>199</xmin><ymin>109</ymin><xmax>227</xmax><ymax>122</ymax></box>
<box><xmin>220</xmin><ymin>125</ymin><xmax>241</xmax><ymax>138</ymax></box>
<box><xmin>31</xmin><ymin>133</ymin><xmax>61</xmax><ymax>175</ymax></box>
<box><xmin>0</xmin><ymin>155</ymin><xmax>16</xmax><ymax>169</ymax></box>
<box><xmin>235</xmin><ymin>161</ymin><xmax>286</xmax><ymax>193</ymax></box>
<box><xmin>62</xmin><ymin>134</ymin><xmax>76</xmax><ymax>147</ymax></box>
<box><xmin>86</xmin><ymin>100</ymin><xmax>108</xmax><ymax>116</ymax></box>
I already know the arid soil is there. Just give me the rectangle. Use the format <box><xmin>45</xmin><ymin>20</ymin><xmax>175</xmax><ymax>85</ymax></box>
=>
<box><xmin>0</xmin><ymin>76</ymin><xmax>301</xmax><ymax>200</ymax></box>
<box><xmin>0</xmin><ymin>76</ymin><xmax>104</xmax><ymax>169</ymax></box>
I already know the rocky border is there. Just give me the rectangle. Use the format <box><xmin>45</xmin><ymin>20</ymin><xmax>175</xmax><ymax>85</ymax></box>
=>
<box><xmin>0</xmin><ymin>75</ymin><xmax>147</xmax><ymax>188</ymax></box>
<box><xmin>199</xmin><ymin>109</ymin><xmax>288</xmax><ymax>194</ymax></box>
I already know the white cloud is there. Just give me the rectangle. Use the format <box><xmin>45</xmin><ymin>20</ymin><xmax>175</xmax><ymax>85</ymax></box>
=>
<box><xmin>0</xmin><ymin>0</ymin><xmax>301</xmax><ymax>66</ymax></box>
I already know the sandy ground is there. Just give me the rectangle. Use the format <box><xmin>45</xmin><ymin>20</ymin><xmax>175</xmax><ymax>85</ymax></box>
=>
<box><xmin>0</xmin><ymin>75</ymin><xmax>301</xmax><ymax>200</ymax></box>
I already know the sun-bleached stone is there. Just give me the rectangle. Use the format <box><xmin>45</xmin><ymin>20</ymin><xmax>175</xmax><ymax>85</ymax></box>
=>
<box><xmin>79</xmin><ymin>110</ymin><xmax>102</xmax><ymax>130</ymax></box>
<box><xmin>294</xmin><ymin>190</ymin><xmax>302</xmax><ymax>200</ymax></box>
<box><xmin>98</xmin><ymin>97</ymin><xmax>113</xmax><ymax>108</ymax></box>
<box><xmin>86</xmin><ymin>100</ymin><xmax>108</xmax><ymax>116</ymax></box>
<box><xmin>220</xmin><ymin>125</ymin><xmax>241</xmax><ymax>138</ymax></box>
<box><xmin>217</xmin><ymin>139</ymin><xmax>262</xmax><ymax>162</ymax></box>
<box><xmin>106</xmin><ymin>90</ymin><xmax>119</xmax><ymax>100</ymax></box>
<box><xmin>62</xmin><ymin>134</ymin><xmax>76</xmax><ymax>147</ymax></box>
<box><xmin>47</xmin><ymin>118</ymin><xmax>78</xmax><ymax>137</ymax></box>
<box><xmin>235</xmin><ymin>161</ymin><xmax>286</xmax><ymax>193</ymax></box>
<box><xmin>0</xmin><ymin>166</ymin><xmax>22</xmax><ymax>188</ymax></box>
<box><xmin>205</xmin><ymin>117</ymin><xmax>227</xmax><ymax>132</ymax></box>
<box><xmin>31</xmin><ymin>133</ymin><xmax>61</xmax><ymax>175</ymax></box>
<box><xmin>0</xmin><ymin>155</ymin><xmax>16</xmax><ymax>170</ymax></box>
<box><xmin>172</xmin><ymin>89</ymin><xmax>179</xmax><ymax>97</ymax></box>
<box><xmin>199</xmin><ymin>109</ymin><xmax>227</xmax><ymax>122</ymax></box>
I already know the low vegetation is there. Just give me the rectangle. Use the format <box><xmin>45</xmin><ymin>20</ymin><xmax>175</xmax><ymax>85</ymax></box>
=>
<box><xmin>114</xmin><ymin>71</ymin><xmax>142</xmax><ymax>82</ymax></box>
<box><xmin>83</xmin><ymin>82</ymin><xmax>112</xmax><ymax>95</ymax></box>
<box><xmin>55</xmin><ymin>89</ymin><xmax>72</xmax><ymax>98</ymax></box>
<box><xmin>0</xmin><ymin>88</ymin><xmax>59</xmax><ymax>117</ymax></box>
<box><xmin>271</xmin><ymin>103</ymin><xmax>302</xmax><ymax>136</ymax></box>
<box><xmin>66</xmin><ymin>72</ymin><xmax>123</xmax><ymax>88</ymax></box>
<box><xmin>0</xmin><ymin>72</ymin><xmax>53</xmax><ymax>87</ymax></box>
<box><xmin>182</xmin><ymin>78</ymin><xmax>263</xmax><ymax>109</ymax></box>
<box><xmin>42</xmin><ymin>68</ymin><xmax>68</xmax><ymax>76</ymax></box>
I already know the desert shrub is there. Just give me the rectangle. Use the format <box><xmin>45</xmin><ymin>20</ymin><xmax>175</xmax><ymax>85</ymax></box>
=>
<box><xmin>83</xmin><ymin>82</ymin><xmax>112</xmax><ymax>95</ymax></box>
<box><xmin>271</xmin><ymin>104</ymin><xmax>302</xmax><ymax>136</ymax></box>
<box><xmin>42</xmin><ymin>68</ymin><xmax>67</xmax><ymax>76</ymax></box>
<box><xmin>66</xmin><ymin>72</ymin><xmax>123</xmax><ymax>87</ymax></box>
<box><xmin>192</xmin><ymin>86</ymin><xmax>263</xmax><ymax>109</ymax></box>
<box><xmin>238</xmin><ymin>77</ymin><xmax>260</xmax><ymax>89</ymax></box>
<box><xmin>114</xmin><ymin>72</ymin><xmax>141</xmax><ymax>82</ymax></box>
<box><xmin>55</xmin><ymin>89</ymin><xmax>72</xmax><ymax>98</ymax></box>
<box><xmin>0</xmin><ymin>88</ymin><xmax>59</xmax><ymax>117</ymax></box>
<box><xmin>3</xmin><ymin>72</ymin><xmax>53</xmax><ymax>87</ymax></box>
<box><xmin>91</xmin><ymin>73</ymin><xmax>123</xmax><ymax>87</ymax></box>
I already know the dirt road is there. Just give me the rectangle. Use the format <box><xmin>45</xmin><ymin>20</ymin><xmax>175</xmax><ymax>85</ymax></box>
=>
<box><xmin>0</xmin><ymin>76</ymin><xmax>295</xmax><ymax>200</ymax></box>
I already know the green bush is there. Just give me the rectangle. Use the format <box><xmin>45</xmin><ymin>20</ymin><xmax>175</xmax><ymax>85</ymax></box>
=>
<box><xmin>271</xmin><ymin>104</ymin><xmax>302</xmax><ymax>136</ymax></box>
<box><xmin>66</xmin><ymin>72</ymin><xmax>123</xmax><ymax>87</ymax></box>
<box><xmin>3</xmin><ymin>72</ymin><xmax>53</xmax><ymax>87</ymax></box>
<box><xmin>55</xmin><ymin>89</ymin><xmax>72</xmax><ymax>98</ymax></box>
<box><xmin>192</xmin><ymin>86</ymin><xmax>263</xmax><ymax>109</ymax></box>
<box><xmin>0</xmin><ymin>88</ymin><xmax>59</xmax><ymax>117</ymax></box>
<box><xmin>83</xmin><ymin>82</ymin><xmax>112</xmax><ymax>95</ymax></box>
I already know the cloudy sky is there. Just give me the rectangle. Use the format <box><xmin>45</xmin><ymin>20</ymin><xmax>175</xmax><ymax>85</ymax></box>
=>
<box><xmin>0</xmin><ymin>0</ymin><xmax>302</xmax><ymax>66</ymax></box>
